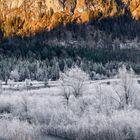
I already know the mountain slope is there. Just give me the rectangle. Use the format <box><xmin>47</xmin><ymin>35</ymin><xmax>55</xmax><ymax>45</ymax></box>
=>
<box><xmin>0</xmin><ymin>0</ymin><xmax>140</xmax><ymax>37</ymax></box>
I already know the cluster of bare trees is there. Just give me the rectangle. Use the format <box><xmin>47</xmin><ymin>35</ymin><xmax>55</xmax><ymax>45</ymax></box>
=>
<box><xmin>60</xmin><ymin>65</ymin><xmax>140</xmax><ymax>111</ymax></box>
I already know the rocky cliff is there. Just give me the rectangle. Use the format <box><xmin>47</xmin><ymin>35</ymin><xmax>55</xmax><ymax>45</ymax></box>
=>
<box><xmin>0</xmin><ymin>0</ymin><xmax>140</xmax><ymax>37</ymax></box>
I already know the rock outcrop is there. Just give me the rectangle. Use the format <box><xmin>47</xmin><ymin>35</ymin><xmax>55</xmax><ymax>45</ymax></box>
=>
<box><xmin>0</xmin><ymin>0</ymin><xmax>140</xmax><ymax>37</ymax></box>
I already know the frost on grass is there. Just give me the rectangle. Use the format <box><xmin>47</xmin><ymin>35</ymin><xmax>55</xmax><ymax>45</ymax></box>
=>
<box><xmin>0</xmin><ymin>66</ymin><xmax>139</xmax><ymax>140</ymax></box>
<box><xmin>0</xmin><ymin>117</ymin><xmax>39</xmax><ymax>140</ymax></box>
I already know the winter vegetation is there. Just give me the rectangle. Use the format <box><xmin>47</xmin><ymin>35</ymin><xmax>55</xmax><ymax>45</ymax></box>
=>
<box><xmin>0</xmin><ymin>65</ymin><xmax>139</xmax><ymax>140</ymax></box>
<box><xmin>0</xmin><ymin>1</ymin><xmax>140</xmax><ymax>139</ymax></box>
<box><xmin>0</xmin><ymin>43</ymin><xmax>140</xmax><ymax>84</ymax></box>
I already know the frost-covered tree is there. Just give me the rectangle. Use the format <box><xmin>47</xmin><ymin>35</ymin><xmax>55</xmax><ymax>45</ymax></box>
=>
<box><xmin>25</xmin><ymin>79</ymin><xmax>31</xmax><ymax>90</ymax></box>
<box><xmin>10</xmin><ymin>69</ymin><xmax>19</xmax><ymax>82</ymax></box>
<box><xmin>60</xmin><ymin>66</ymin><xmax>89</xmax><ymax>98</ymax></box>
<box><xmin>36</xmin><ymin>68</ymin><xmax>44</xmax><ymax>81</ymax></box>
<box><xmin>51</xmin><ymin>62</ymin><xmax>60</xmax><ymax>81</ymax></box>
<box><xmin>2</xmin><ymin>63</ymin><xmax>11</xmax><ymax>85</ymax></box>
<box><xmin>114</xmin><ymin>65</ymin><xmax>138</xmax><ymax>108</ymax></box>
<box><xmin>43</xmin><ymin>74</ymin><xmax>48</xmax><ymax>87</ymax></box>
<box><xmin>61</xmin><ymin>86</ymin><xmax>71</xmax><ymax>106</ymax></box>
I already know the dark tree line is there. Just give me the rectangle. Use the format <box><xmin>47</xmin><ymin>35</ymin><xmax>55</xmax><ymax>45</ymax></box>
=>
<box><xmin>0</xmin><ymin>42</ymin><xmax>140</xmax><ymax>83</ymax></box>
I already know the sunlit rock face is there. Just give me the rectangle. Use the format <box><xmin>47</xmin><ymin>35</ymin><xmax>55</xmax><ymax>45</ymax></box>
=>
<box><xmin>0</xmin><ymin>0</ymin><xmax>24</xmax><ymax>9</ymax></box>
<box><xmin>129</xmin><ymin>0</ymin><xmax>140</xmax><ymax>20</ymax></box>
<box><xmin>0</xmin><ymin>0</ymin><xmax>62</xmax><ymax>13</ymax></box>
<box><xmin>0</xmin><ymin>0</ymin><xmax>140</xmax><ymax>19</ymax></box>
<box><xmin>0</xmin><ymin>0</ymin><xmax>140</xmax><ymax>37</ymax></box>
<box><xmin>43</xmin><ymin>0</ymin><xmax>64</xmax><ymax>12</ymax></box>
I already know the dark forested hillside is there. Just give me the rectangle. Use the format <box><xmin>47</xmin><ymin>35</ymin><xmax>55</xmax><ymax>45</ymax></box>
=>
<box><xmin>0</xmin><ymin>0</ymin><xmax>140</xmax><ymax>82</ymax></box>
<box><xmin>0</xmin><ymin>14</ymin><xmax>140</xmax><ymax>49</ymax></box>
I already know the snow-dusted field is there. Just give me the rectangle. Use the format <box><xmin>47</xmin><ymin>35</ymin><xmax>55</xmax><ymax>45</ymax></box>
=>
<box><xmin>0</xmin><ymin>67</ymin><xmax>140</xmax><ymax>140</ymax></box>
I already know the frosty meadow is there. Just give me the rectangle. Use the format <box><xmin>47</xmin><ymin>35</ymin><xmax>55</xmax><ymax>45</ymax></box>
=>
<box><xmin>0</xmin><ymin>66</ymin><xmax>140</xmax><ymax>140</ymax></box>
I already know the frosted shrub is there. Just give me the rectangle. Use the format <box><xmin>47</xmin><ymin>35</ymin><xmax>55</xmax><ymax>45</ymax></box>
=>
<box><xmin>92</xmin><ymin>84</ymin><xmax>118</xmax><ymax>115</ymax></box>
<box><xmin>28</xmin><ymin>99</ymin><xmax>53</xmax><ymax>125</ymax></box>
<box><xmin>0</xmin><ymin>118</ymin><xmax>40</xmax><ymax>140</ymax></box>
<box><xmin>110</xmin><ymin>109</ymin><xmax>140</xmax><ymax>140</ymax></box>
<box><xmin>60</xmin><ymin>66</ymin><xmax>89</xmax><ymax>98</ymax></box>
<box><xmin>25</xmin><ymin>79</ymin><xmax>31</xmax><ymax>89</ymax></box>
<box><xmin>75</xmin><ymin>109</ymin><xmax>140</xmax><ymax>140</ymax></box>
<box><xmin>0</xmin><ymin>95</ymin><xmax>17</xmax><ymax>114</ymax></box>
<box><xmin>47</xmin><ymin>107</ymin><xmax>78</xmax><ymax>138</ymax></box>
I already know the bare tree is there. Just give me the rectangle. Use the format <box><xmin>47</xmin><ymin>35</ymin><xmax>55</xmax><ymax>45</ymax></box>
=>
<box><xmin>60</xmin><ymin>66</ymin><xmax>89</xmax><ymax>98</ymax></box>
<box><xmin>61</xmin><ymin>85</ymin><xmax>71</xmax><ymax>106</ymax></box>
<box><xmin>113</xmin><ymin>65</ymin><xmax>138</xmax><ymax>109</ymax></box>
<box><xmin>44</xmin><ymin>75</ymin><xmax>48</xmax><ymax>87</ymax></box>
<box><xmin>0</xmin><ymin>80</ymin><xmax>2</xmax><ymax>94</ymax></box>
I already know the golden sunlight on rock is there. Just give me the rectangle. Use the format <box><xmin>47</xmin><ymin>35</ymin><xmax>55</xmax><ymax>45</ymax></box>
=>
<box><xmin>0</xmin><ymin>0</ymin><xmax>140</xmax><ymax>37</ymax></box>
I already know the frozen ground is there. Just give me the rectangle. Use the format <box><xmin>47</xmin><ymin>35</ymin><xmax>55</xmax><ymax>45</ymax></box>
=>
<box><xmin>0</xmin><ymin>67</ymin><xmax>140</xmax><ymax>140</ymax></box>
